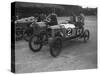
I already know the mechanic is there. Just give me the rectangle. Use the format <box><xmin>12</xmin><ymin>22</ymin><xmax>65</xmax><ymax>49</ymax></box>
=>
<box><xmin>76</xmin><ymin>12</ymin><xmax>85</xmax><ymax>28</ymax></box>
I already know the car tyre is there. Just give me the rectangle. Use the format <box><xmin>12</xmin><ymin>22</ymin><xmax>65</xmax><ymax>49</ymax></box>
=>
<box><xmin>83</xmin><ymin>29</ymin><xmax>90</xmax><ymax>42</ymax></box>
<box><xmin>29</xmin><ymin>35</ymin><xmax>42</xmax><ymax>52</ymax></box>
<box><xmin>50</xmin><ymin>37</ymin><xmax>62</xmax><ymax>57</ymax></box>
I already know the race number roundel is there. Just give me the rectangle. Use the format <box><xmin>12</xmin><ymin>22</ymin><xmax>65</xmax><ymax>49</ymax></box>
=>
<box><xmin>67</xmin><ymin>28</ymin><xmax>72</xmax><ymax>36</ymax></box>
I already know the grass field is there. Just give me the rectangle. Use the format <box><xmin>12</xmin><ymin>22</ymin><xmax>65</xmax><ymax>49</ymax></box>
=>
<box><xmin>15</xmin><ymin>16</ymin><xmax>97</xmax><ymax>73</ymax></box>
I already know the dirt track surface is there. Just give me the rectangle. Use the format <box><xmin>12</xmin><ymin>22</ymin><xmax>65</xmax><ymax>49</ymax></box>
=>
<box><xmin>15</xmin><ymin>16</ymin><xmax>97</xmax><ymax>73</ymax></box>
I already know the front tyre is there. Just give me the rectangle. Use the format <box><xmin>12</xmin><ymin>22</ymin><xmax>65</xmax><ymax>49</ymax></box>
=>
<box><xmin>29</xmin><ymin>35</ymin><xmax>42</xmax><ymax>52</ymax></box>
<box><xmin>50</xmin><ymin>37</ymin><xmax>62</xmax><ymax>57</ymax></box>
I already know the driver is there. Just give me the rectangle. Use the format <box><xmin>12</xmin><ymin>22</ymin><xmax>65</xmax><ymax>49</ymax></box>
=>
<box><xmin>46</xmin><ymin>12</ymin><xmax>58</xmax><ymax>26</ymax></box>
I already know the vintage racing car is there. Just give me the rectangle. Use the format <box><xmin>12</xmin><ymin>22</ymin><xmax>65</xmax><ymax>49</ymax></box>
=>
<box><xmin>29</xmin><ymin>21</ymin><xmax>90</xmax><ymax>57</ymax></box>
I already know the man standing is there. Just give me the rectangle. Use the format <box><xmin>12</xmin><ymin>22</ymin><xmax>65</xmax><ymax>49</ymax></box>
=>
<box><xmin>77</xmin><ymin>12</ymin><xmax>85</xmax><ymax>28</ymax></box>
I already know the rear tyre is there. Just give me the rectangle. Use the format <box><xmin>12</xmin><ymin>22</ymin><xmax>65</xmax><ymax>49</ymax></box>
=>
<box><xmin>16</xmin><ymin>30</ymin><xmax>23</xmax><ymax>41</ymax></box>
<box><xmin>15</xmin><ymin>27</ymin><xmax>24</xmax><ymax>41</ymax></box>
<box><xmin>23</xmin><ymin>28</ymin><xmax>33</xmax><ymax>41</ymax></box>
<box><xmin>50</xmin><ymin>37</ymin><xmax>62</xmax><ymax>57</ymax></box>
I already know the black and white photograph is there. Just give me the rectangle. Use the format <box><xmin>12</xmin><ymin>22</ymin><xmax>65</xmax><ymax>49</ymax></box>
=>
<box><xmin>11</xmin><ymin>1</ymin><xmax>97</xmax><ymax>73</ymax></box>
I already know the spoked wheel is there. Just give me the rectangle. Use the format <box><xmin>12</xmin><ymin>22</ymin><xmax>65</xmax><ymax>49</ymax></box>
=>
<box><xmin>15</xmin><ymin>27</ymin><xmax>24</xmax><ymax>41</ymax></box>
<box><xmin>83</xmin><ymin>29</ymin><xmax>90</xmax><ymax>42</ymax></box>
<box><xmin>23</xmin><ymin>28</ymin><xmax>33</xmax><ymax>41</ymax></box>
<box><xmin>50</xmin><ymin>37</ymin><xmax>62</xmax><ymax>57</ymax></box>
<box><xmin>29</xmin><ymin>35</ymin><xmax>42</xmax><ymax>52</ymax></box>
<box><xmin>16</xmin><ymin>30</ymin><xmax>23</xmax><ymax>41</ymax></box>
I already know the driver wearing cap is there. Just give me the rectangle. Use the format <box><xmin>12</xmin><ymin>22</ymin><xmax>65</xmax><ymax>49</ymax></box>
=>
<box><xmin>46</xmin><ymin>12</ymin><xmax>58</xmax><ymax>26</ymax></box>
